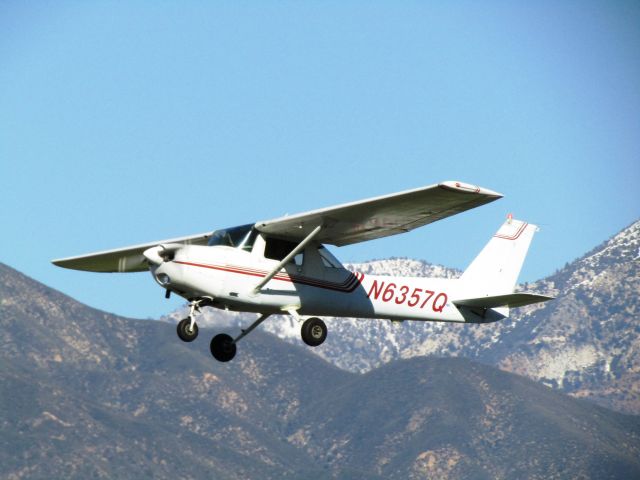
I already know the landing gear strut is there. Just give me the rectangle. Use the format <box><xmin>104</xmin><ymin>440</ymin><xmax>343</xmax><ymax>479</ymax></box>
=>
<box><xmin>177</xmin><ymin>305</ymin><xmax>328</xmax><ymax>361</ymax></box>
<box><xmin>209</xmin><ymin>313</ymin><xmax>271</xmax><ymax>363</ymax></box>
<box><xmin>176</xmin><ymin>300</ymin><xmax>202</xmax><ymax>342</ymax></box>
<box><xmin>301</xmin><ymin>317</ymin><xmax>327</xmax><ymax>347</ymax></box>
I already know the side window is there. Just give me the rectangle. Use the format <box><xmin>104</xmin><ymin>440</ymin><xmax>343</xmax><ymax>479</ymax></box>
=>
<box><xmin>264</xmin><ymin>238</ymin><xmax>304</xmax><ymax>265</ymax></box>
<box><xmin>318</xmin><ymin>246</ymin><xmax>341</xmax><ymax>268</ymax></box>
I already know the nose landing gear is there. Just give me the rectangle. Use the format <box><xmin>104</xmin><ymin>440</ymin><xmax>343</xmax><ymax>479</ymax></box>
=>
<box><xmin>177</xmin><ymin>317</ymin><xmax>199</xmax><ymax>342</ymax></box>
<box><xmin>176</xmin><ymin>299</ymin><xmax>203</xmax><ymax>342</ymax></box>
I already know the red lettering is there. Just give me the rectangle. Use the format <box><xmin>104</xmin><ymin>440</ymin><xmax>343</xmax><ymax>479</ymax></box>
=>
<box><xmin>367</xmin><ymin>280</ymin><xmax>385</xmax><ymax>300</ymax></box>
<box><xmin>420</xmin><ymin>290</ymin><xmax>435</xmax><ymax>309</ymax></box>
<box><xmin>407</xmin><ymin>288</ymin><xmax>422</xmax><ymax>307</ymax></box>
<box><xmin>382</xmin><ymin>283</ymin><xmax>396</xmax><ymax>302</ymax></box>
<box><xmin>432</xmin><ymin>293</ymin><xmax>448</xmax><ymax>312</ymax></box>
<box><xmin>369</xmin><ymin>281</ymin><xmax>448</xmax><ymax>312</ymax></box>
<box><xmin>395</xmin><ymin>285</ymin><xmax>409</xmax><ymax>304</ymax></box>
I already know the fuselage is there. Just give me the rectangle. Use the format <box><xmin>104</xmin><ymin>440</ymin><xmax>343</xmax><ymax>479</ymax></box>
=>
<box><xmin>150</xmin><ymin>239</ymin><xmax>495</xmax><ymax>324</ymax></box>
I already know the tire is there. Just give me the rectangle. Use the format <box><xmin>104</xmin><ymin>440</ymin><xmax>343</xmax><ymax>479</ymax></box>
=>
<box><xmin>301</xmin><ymin>317</ymin><xmax>327</xmax><ymax>347</ymax></box>
<box><xmin>177</xmin><ymin>318</ymin><xmax>198</xmax><ymax>342</ymax></box>
<box><xmin>210</xmin><ymin>334</ymin><xmax>237</xmax><ymax>362</ymax></box>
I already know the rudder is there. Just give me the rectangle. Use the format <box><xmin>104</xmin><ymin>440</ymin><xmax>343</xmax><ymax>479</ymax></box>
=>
<box><xmin>459</xmin><ymin>218</ymin><xmax>538</xmax><ymax>298</ymax></box>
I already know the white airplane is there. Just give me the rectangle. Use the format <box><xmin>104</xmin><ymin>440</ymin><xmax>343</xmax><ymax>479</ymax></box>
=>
<box><xmin>53</xmin><ymin>181</ymin><xmax>553</xmax><ymax>362</ymax></box>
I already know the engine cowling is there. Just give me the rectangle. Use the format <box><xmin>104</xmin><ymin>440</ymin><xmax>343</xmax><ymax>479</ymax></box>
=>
<box><xmin>143</xmin><ymin>243</ymin><xmax>183</xmax><ymax>266</ymax></box>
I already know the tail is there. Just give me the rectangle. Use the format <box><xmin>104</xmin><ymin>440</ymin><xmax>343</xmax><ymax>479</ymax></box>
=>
<box><xmin>460</xmin><ymin>218</ymin><xmax>536</xmax><ymax>295</ymax></box>
<box><xmin>456</xmin><ymin>217</ymin><xmax>553</xmax><ymax>320</ymax></box>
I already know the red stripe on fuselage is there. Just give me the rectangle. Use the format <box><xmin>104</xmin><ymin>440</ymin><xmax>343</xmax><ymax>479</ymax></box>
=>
<box><xmin>174</xmin><ymin>261</ymin><xmax>363</xmax><ymax>293</ymax></box>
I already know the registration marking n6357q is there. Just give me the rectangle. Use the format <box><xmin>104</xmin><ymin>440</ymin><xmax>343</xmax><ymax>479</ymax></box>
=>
<box><xmin>366</xmin><ymin>280</ymin><xmax>448</xmax><ymax>313</ymax></box>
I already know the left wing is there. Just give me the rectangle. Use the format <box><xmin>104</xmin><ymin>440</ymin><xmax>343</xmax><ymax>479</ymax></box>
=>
<box><xmin>52</xmin><ymin>232</ymin><xmax>212</xmax><ymax>272</ymax></box>
<box><xmin>256</xmin><ymin>181</ymin><xmax>502</xmax><ymax>246</ymax></box>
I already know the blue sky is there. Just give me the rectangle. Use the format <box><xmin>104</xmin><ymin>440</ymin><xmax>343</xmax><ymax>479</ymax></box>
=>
<box><xmin>1</xmin><ymin>1</ymin><xmax>638</xmax><ymax>318</ymax></box>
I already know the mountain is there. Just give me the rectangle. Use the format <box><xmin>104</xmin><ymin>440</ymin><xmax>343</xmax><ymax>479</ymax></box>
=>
<box><xmin>482</xmin><ymin>220</ymin><xmax>640</xmax><ymax>414</ymax></box>
<box><xmin>296</xmin><ymin>357</ymin><xmax>640</xmax><ymax>479</ymax></box>
<box><xmin>0</xmin><ymin>262</ymin><xmax>342</xmax><ymax>479</ymax></box>
<box><xmin>165</xmin><ymin>220</ymin><xmax>640</xmax><ymax>414</ymax></box>
<box><xmin>2</xmin><ymin>262</ymin><xmax>640</xmax><ymax>479</ymax></box>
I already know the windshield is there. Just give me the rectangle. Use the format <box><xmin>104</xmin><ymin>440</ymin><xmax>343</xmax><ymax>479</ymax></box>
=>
<box><xmin>208</xmin><ymin>224</ymin><xmax>257</xmax><ymax>252</ymax></box>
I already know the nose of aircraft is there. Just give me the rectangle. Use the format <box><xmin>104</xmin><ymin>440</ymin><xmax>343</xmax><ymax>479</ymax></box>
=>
<box><xmin>143</xmin><ymin>246</ymin><xmax>164</xmax><ymax>266</ymax></box>
<box><xmin>143</xmin><ymin>243</ymin><xmax>183</xmax><ymax>265</ymax></box>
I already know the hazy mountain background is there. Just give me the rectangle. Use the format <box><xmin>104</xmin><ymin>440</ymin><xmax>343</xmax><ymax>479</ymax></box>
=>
<box><xmin>1</xmin><ymin>220</ymin><xmax>639</xmax><ymax>478</ymax></box>
<box><xmin>167</xmin><ymin>220</ymin><xmax>640</xmax><ymax>415</ymax></box>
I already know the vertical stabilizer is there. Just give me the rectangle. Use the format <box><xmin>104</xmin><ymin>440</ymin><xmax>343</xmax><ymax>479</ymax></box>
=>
<box><xmin>460</xmin><ymin>218</ymin><xmax>537</xmax><ymax>300</ymax></box>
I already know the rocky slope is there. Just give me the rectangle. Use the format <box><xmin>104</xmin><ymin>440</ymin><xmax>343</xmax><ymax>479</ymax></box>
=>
<box><xmin>493</xmin><ymin>220</ymin><xmax>640</xmax><ymax>414</ymax></box>
<box><xmin>0</xmin><ymin>263</ymin><xmax>341</xmax><ymax>479</ymax></box>
<box><xmin>166</xmin><ymin>220</ymin><xmax>640</xmax><ymax>414</ymax></box>
<box><xmin>2</xmin><ymin>262</ymin><xmax>640</xmax><ymax>479</ymax></box>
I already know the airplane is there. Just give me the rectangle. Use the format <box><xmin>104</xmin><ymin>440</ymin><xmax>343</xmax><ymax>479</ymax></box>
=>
<box><xmin>52</xmin><ymin>181</ymin><xmax>553</xmax><ymax>362</ymax></box>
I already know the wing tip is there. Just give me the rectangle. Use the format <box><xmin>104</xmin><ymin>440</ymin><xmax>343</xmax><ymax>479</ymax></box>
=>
<box><xmin>439</xmin><ymin>181</ymin><xmax>503</xmax><ymax>198</ymax></box>
<box><xmin>51</xmin><ymin>258</ymin><xmax>85</xmax><ymax>271</ymax></box>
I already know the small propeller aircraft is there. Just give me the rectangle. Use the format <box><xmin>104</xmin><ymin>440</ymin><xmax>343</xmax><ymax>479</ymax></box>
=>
<box><xmin>53</xmin><ymin>181</ymin><xmax>553</xmax><ymax>362</ymax></box>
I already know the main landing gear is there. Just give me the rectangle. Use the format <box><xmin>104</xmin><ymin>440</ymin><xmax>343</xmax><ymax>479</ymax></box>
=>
<box><xmin>209</xmin><ymin>313</ymin><xmax>271</xmax><ymax>362</ymax></box>
<box><xmin>300</xmin><ymin>317</ymin><xmax>327</xmax><ymax>347</ymax></box>
<box><xmin>176</xmin><ymin>302</ymin><xmax>328</xmax><ymax>362</ymax></box>
<box><xmin>210</xmin><ymin>334</ymin><xmax>236</xmax><ymax>362</ymax></box>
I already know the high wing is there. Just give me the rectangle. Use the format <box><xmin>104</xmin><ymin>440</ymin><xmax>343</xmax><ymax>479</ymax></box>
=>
<box><xmin>52</xmin><ymin>232</ymin><xmax>212</xmax><ymax>272</ymax></box>
<box><xmin>52</xmin><ymin>181</ymin><xmax>501</xmax><ymax>272</ymax></box>
<box><xmin>255</xmin><ymin>181</ymin><xmax>502</xmax><ymax>246</ymax></box>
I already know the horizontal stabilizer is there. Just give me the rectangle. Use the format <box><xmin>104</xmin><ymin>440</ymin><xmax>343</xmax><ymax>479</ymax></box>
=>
<box><xmin>454</xmin><ymin>292</ymin><xmax>554</xmax><ymax>309</ymax></box>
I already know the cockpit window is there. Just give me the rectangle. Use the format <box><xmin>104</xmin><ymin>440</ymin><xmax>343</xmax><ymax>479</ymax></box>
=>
<box><xmin>264</xmin><ymin>237</ymin><xmax>299</xmax><ymax>261</ymax></box>
<box><xmin>208</xmin><ymin>224</ymin><xmax>257</xmax><ymax>252</ymax></box>
<box><xmin>318</xmin><ymin>246</ymin><xmax>342</xmax><ymax>268</ymax></box>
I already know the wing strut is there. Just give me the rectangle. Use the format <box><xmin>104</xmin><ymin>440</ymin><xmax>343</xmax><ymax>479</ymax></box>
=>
<box><xmin>252</xmin><ymin>225</ymin><xmax>322</xmax><ymax>294</ymax></box>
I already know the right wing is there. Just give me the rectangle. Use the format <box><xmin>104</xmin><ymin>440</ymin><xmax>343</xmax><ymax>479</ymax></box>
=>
<box><xmin>256</xmin><ymin>181</ymin><xmax>503</xmax><ymax>246</ymax></box>
<box><xmin>51</xmin><ymin>232</ymin><xmax>212</xmax><ymax>272</ymax></box>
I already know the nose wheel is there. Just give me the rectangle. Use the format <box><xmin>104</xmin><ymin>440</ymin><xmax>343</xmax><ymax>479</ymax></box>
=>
<box><xmin>177</xmin><ymin>317</ymin><xmax>199</xmax><ymax>342</ymax></box>
<box><xmin>176</xmin><ymin>299</ymin><xmax>205</xmax><ymax>342</ymax></box>
<box><xmin>301</xmin><ymin>317</ymin><xmax>327</xmax><ymax>347</ymax></box>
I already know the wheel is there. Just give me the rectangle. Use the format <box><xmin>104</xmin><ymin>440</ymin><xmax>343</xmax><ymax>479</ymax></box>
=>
<box><xmin>301</xmin><ymin>317</ymin><xmax>327</xmax><ymax>347</ymax></box>
<box><xmin>210</xmin><ymin>334</ymin><xmax>237</xmax><ymax>362</ymax></box>
<box><xmin>177</xmin><ymin>318</ymin><xmax>198</xmax><ymax>342</ymax></box>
